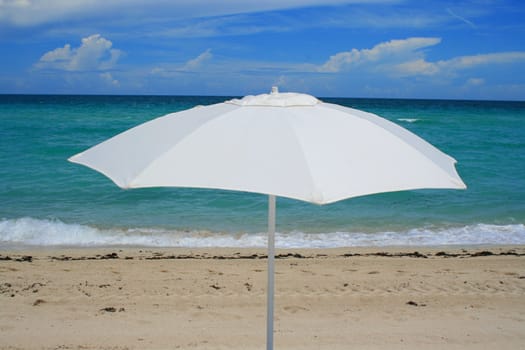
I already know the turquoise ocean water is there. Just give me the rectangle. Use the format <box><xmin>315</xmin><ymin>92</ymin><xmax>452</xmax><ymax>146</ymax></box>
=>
<box><xmin>1</xmin><ymin>95</ymin><xmax>524</xmax><ymax>248</ymax></box>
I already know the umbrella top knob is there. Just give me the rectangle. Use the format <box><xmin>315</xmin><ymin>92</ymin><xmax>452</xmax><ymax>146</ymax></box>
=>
<box><xmin>227</xmin><ymin>88</ymin><xmax>320</xmax><ymax>107</ymax></box>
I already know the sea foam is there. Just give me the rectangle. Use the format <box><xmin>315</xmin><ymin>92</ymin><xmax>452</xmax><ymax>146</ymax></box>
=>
<box><xmin>1</xmin><ymin>217</ymin><xmax>524</xmax><ymax>248</ymax></box>
<box><xmin>397</xmin><ymin>118</ymin><xmax>420</xmax><ymax>123</ymax></box>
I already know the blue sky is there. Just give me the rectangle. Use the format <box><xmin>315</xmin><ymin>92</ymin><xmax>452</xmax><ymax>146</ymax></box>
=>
<box><xmin>1</xmin><ymin>0</ymin><xmax>524</xmax><ymax>99</ymax></box>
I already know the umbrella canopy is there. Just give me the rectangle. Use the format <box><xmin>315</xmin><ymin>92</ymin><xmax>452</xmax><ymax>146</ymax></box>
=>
<box><xmin>69</xmin><ymin>88</ymin><xmax>465</xmax><ymax>204</ymax></box>
<box><xmin>69</xmin><ymin>87</ymin><xmax>466</xmax><ymax>350</ymax></box>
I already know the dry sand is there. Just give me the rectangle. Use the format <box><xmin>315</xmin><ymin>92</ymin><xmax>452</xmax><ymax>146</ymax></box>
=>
<box><xmin>1</xmin><ymin>246</ymin><xmax>524</xmax><ymax>349</ymax></box>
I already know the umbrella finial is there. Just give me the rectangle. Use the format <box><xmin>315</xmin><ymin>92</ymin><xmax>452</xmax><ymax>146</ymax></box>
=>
<box><xmin>271</xmin><ymin>86</ymin><xmax>279</xmax><ymax>94</ymax></box>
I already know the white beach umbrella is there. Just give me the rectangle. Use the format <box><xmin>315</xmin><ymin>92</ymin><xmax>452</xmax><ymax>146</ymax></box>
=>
<box><xmin>69</xmin><ymin>87</ymin><xmax>466</xmax><ymax>350</ymax></box>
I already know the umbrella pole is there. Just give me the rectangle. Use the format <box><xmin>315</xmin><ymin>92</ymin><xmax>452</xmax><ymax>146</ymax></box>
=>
<box><xmin>267</xmin><ymin>194</ymin><xmax>276</xmax><ymax>350</ymax></box>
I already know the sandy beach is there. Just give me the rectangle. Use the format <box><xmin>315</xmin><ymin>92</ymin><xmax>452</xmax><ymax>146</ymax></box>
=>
<box><xmin>1</xmin><ymin>246</ymin><xmax>524</xmax><ymax>349</ymax></box>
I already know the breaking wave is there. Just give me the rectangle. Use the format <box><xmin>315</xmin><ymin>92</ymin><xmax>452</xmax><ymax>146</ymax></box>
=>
<box><xmin>1</xmin><ymin>217</ymin><xmax>524</xmax><ymax>248</ymax></box>
<box><xmin>397</xmin><ymin>118</ymin><xmax>420</xmax><ymax>123</ymax></box>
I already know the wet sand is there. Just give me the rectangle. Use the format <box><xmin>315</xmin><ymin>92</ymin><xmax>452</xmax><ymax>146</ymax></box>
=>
<box><xmin>1</xmin><ymin>246</ymin><xmax>524</xmax><ymax>349</ymax></box>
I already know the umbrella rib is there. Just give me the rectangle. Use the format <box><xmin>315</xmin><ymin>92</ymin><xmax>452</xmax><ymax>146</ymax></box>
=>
<box><xmin>282</xmin><ymin>110</ymin><xmax>322</xmax><ymax>203</ymax></box>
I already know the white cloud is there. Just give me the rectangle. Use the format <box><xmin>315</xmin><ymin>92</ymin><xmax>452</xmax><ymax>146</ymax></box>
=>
<box><xmin>149</xmin><ymin>49</ymin><xmax>214</xmax><ymax>77</ymax></box>
<box><xmin>0</xmin><ymin>0</ymin><xmax>395</xmax><ymax>27</ymax></box>
<box><xmin>150</xmin><ymin>67</ymin><xmax>167</xmax><ymax>76</ymax></box>
<box><xmin>0</xmin><ymin>0</ymin><xmax>95</xmax><ymax>26</ymax></box>
<box><xmin>439</xmin><ymin>52</ymin><xmax>525</xmax><ymax>70</ymax></box>
<box><xmin>317</xmin><ymin>37</ymin><xmax>441</xmax><ymax>73</ymax></box>
<box><xmin>39</xmin><ymin>44</ymin><xmax>73</xmax><ymax>63</ymax></box>
<box><xmin>391</xmin><ymin>59</ymin><xmax>440</xmax><ymax>76</ymax></box>
<box><xmin>99</xmin><ymin>72</ymin><xmax>120</xmax><ymax>86</ymax></box>
<box><xmin>182</xmin><ymin>49</ymin><xmax>213</xmax><ymax>71</ymax></box>
<box><xmin>314</xmin><ymin>37</ymin><xmax>525</xmax><ymax>79</ymax></box>
<box><xmin>465</xmin><ymin>78</ymin><xmax>484</xmax><ymax>86</ymax></box>
<box><xmin>35</xmin><ymin>34</ymin><xmax>123</xmax><ymax>71</ymax></box>
<box><xmin>395</xmin><ymin>52</ymin><xmax>525</xmax><ymax>77</ymax></box>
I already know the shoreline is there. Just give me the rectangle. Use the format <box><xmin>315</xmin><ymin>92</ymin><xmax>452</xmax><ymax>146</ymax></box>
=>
<box><xmin>1</xmin><ymin>245</ymin><xmax>524</xmax><ymax>349</ymax></box>
<box><xmin>2</xmin><ymin>244</ymin><xmax>525</xmax><ymax>259</ymax></box>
